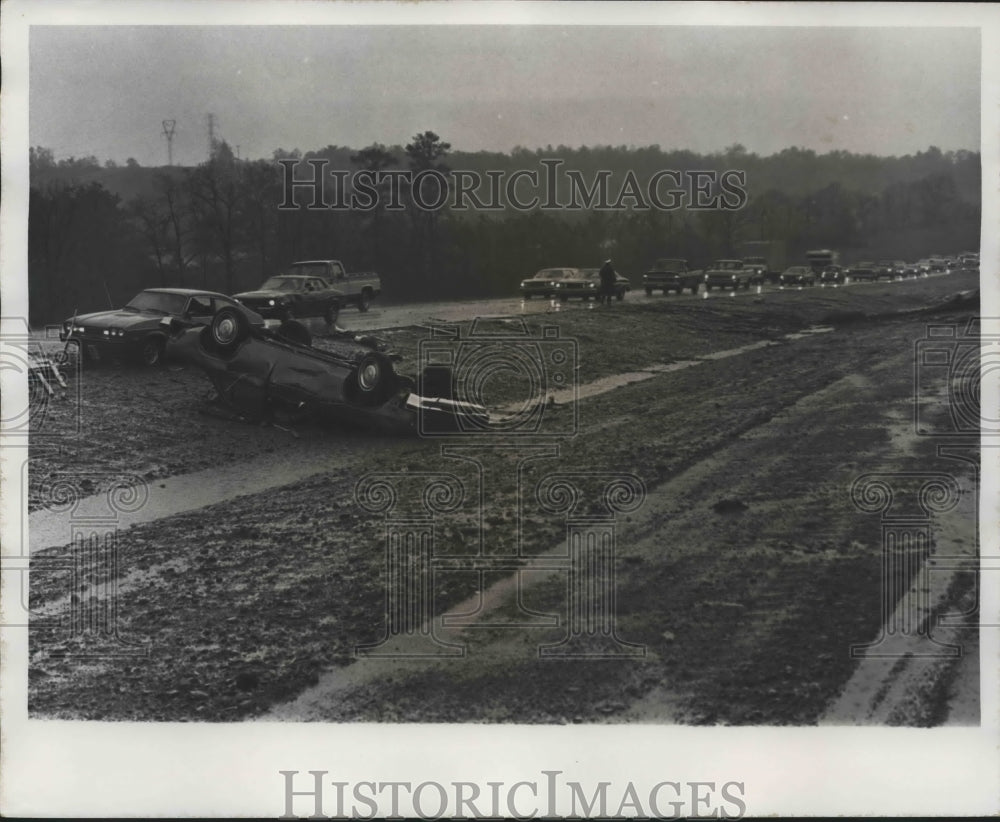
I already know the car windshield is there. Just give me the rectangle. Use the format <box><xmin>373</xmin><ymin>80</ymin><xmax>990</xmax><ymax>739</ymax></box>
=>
<box><xmin>260</xmin><ymin>276</ymin><xmax>306</xmax><ymax>292</ymax></box>
<box><xmin>715</xmin><ymin>261</ymin><xmax>741</xmax><ymax>270</ymax></box>
<box><xmin>288</xmin><ymin>263</ymin><xmax>330</xmax><ymax>279</ymax></box>
<box><xmin>535</xmin><ymin>269</ymin><xmax>570</xmax><ymax>279</ymax></box>
<box><xmin>124</xmin><ymin>291</ymin><xmax>189</xmax><ymax>315</ymax></box>
<box><xmin>579</xmin><ymin>269</ymin><xmax>599</xmax><ymax>278</ymax></box>
<box><xmin>654</xmin><ymin>260</ymin><xmax>685</xmax><ymax>271</ymax></box>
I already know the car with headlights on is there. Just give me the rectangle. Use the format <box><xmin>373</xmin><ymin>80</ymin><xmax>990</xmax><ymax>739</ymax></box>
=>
<box><xmin>779</xmin><ymin>266</ymin><xmax>817</xmax><ymax>287</ymax></box>
<box><xmin>59</xmin><ymin>288</ymin><xmax>261</xmax><ymax>367</ymax></box>
<box><xmin>704</xmin><ymin>259</ymin><xmax>754</xmax><ymax>291</ymax></box>
<box><xmin>642</xmin><ymin>258</ymin><xmax>703</xmax><ymax>295</ymax></box>
<box><xmin>819</xmin><ymin>265</ymin><xmax>847</xmax><ymax>285</ymax></box>
<box><xmin>520</xmin><ymin>268</ymin><xmax>574</xmax><ymax>299</ymax></box>
<box><xmin>846</xmin><ymin>264</ymin><xmax>878</xmax><ymax>282</ymax></box>
<box><xmin>552</xmin><ymin>269</ymin><xmax>601</xmax><ymax>301</ymax></box>
<box><xmin>233</xmin><ymin>275</ymin><xmax>342</xmax><ymax>324</ymax></box>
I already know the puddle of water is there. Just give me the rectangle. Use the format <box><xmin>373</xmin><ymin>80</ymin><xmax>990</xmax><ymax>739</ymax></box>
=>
<box><xmin>28</xmin><ymin>440</ymin><xmax>351</xmax><ymax>553</ymax></box>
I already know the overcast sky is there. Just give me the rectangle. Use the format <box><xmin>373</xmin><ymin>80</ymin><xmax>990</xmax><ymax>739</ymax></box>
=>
<box><xmin>29</xmin><ymin>25</ymin><xmax>980</xmax><ymax>166</ymax></box>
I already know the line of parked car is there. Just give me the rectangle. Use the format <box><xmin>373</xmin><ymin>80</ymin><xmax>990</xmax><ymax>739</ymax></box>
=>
<box><xmin>518</xmin><ymin>251</ymin><xmax>978</xmax><ymax>303</ymax></box>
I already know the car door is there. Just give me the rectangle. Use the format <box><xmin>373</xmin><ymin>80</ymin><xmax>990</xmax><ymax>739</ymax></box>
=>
<box><xmin>184</xmin><ymin>294</ymin><xmax>216</xmax><ymax>326</ymax></box>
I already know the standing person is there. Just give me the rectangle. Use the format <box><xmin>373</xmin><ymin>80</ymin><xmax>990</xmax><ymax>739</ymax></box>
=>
<box><xmin>599</xmin><ymin>259</ymin><xmax>617</xmax><ymax>305</ymax></box>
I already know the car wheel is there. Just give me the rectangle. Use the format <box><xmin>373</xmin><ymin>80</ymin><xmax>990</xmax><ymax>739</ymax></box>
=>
<box><xmin>523</xmin><ymin>293</ymin><xmax>531</xmax><ymax>300</ymax></box>
<box><xmin>139</xmin><ymin>336</ymin><xmax>165</xmax><ymax>367</ymax></box>
<box><xmin>281</xmin><ymin>305</ymin><xmax>296</xmax><ymax>322</ymax></box>
<box><xmin>645</xmin><ymin>287</ymin><xmax>652</xmax><ymax>296</ymax></box>
<box><xmin>691</xmin><ymin>285</ymin><xmax>699</xmax><ymax>295</ymax></box>
<box><xmin>616</xmin><ymin>291</ymin><xmax>624</xmax><ymax>301</ymax></box>
<box><xmin>325</xmin><ymin>301</ymin><xmax>340</xmax><ymax>327</ymax></box>
<box><xmin>559</xmin><ymin>295</ymin><xmax>568</xmax><ymax>302</ymax></box>
<box><xmin>351</xmin><ymin>352</ymin><xmax>397</xmax><ymax>406</ymax></box>
<box><xmin>358</xmin><ymin>289</ymin><xmax>372</xmax><ymax>312</ymax></box>
<box><xmin>210</xmin><ymin>306</ymin><xmax>250</xmax><ymax>352</ymax></box>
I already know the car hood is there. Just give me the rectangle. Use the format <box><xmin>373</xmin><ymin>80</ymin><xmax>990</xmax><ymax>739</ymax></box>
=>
<box><xmin>234</xmin><ymin>290</ymin><xmax>295</xmax><ymax>301</ymax></box>
<box><xmin>68</xmin><ymin>309</ymin><xmax>163</xmax><ymax>330</ymax></box>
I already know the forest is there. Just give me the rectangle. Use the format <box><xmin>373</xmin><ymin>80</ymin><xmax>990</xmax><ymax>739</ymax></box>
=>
<box><xmin>26</xmin><ymin>135</ymin><xmax>980</xmax><ymax>324</ymax></box>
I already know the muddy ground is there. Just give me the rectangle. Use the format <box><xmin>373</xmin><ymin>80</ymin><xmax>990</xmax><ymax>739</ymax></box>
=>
<box><xmin>27</xmin><ymin>272</ymin><xmax>981</xmax><ymax>724</ymax></box>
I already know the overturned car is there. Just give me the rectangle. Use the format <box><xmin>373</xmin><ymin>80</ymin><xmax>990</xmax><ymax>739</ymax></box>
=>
<box><xmin>164</xmin><ymin>306</ymin><xmax>489</xmax><ymax>435</ymax></box>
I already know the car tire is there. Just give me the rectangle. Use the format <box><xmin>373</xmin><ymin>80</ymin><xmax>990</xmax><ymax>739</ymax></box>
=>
<box><xmin>139</xmin><ymin>336</ymin><xmax>166</xmax><ymax>367</ymax></box>
<box><xmin>359</xmin><ymin>289</ymin><xmax>372</xmax><ymax>312</ymax></box>
<box><xmin>645</xmin><ymin>287</ymin><xmax>652</xmax><ymax>296</ymax></box>
<box><xmin>523</xmin><ymin>293</ymin><xmax>531</xmax><ymax>300</ymax></box>
<box><xmin>691</xmin><ymin>285</ymin><xmax>699</xmax><ymax>295</ymax></box>
<box><xmin>616</xmin><ymin>291</ymin><xmax>624</xmax><ymax>301</ymax></box>
<box><xmin>350</xmin><ymin>352</ymin><xmax>397</xmax><ymax>406</ymax></box>
<box><xmin>281</xmin><ymin>305</ymin><xmax>296</xmax><ymax>322</ymax></box>
<box><xmin>210</xmin><ymin>306</ymin><xmax>250</xmax><ymax>353</ymax></box>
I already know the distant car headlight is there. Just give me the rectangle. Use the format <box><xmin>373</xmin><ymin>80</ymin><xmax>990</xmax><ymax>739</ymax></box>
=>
<box><xmin>588</xmin><ymin>282</ymin><xmax>596</xmax><ymax>288</ymax></box>
<box><xmin>268</xmin><ymin>299</ymin><xmax>276</xmax><ymax>306</ymax></box>
<box><xmin>554</xmin><ymin>283</ymin><xmax>563</xmax><ymax>288</ymax></box>
<box><xmin>103</xmin><ymin>329</ymin><xmax>110</xmax><ymax>336</ymax></box>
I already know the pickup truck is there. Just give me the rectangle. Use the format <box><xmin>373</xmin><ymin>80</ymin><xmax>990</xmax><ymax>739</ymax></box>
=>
<box><xmin>285</xmin><ymin>260</ymin><xmax>381</xmax><ymax>312</ymax></box>
<box><xmin>642</xmin><ymin>258</ymin><xmax>703</xmax><ymax>296</ymax></box>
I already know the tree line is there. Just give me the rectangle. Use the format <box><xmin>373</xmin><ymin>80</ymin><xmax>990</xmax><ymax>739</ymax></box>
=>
<box><xmin>27</xmin><ymin>138</ymin><xmax>980</xmax><ymax>324</ymax></box>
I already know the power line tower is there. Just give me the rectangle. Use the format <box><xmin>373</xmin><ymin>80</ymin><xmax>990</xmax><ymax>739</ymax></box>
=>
<box><xmin>161</xmin><ymin>119</ymin><xmax>176</xmax><ymax>166</ymax></box>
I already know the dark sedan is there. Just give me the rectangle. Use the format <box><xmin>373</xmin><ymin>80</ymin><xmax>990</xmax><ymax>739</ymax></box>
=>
<box><xmin>233</xmin><ymin>275</ymin><xmax>342</xmax><ymax>324</ymax></box>
<box><xmin>59</xmin><ymin>288</ymin><xmax>261</xmax><ymax>367</ymax></box>
<box><xmin>779</xmin><ymin>266</ymin><xmax>816</xmax><ymax>287</ymax></box>
<box><xmin>520</xmin><ymin>268</ymin><xmax>574</xmax><ymax>299</ymax></box>
<box><xmin>846</xmin><ymin>264</ymin><xmax>878</xmax><ymax>282</ymax></box>
<box><xmin>819</xmin><ymin>265</ymin><xmax>847</xmax><ymax>285</ymax></box>
<box><xmin>553</xmin><ymin>269</ymin><xmax>630</xmax><ymax>301</ymax></box>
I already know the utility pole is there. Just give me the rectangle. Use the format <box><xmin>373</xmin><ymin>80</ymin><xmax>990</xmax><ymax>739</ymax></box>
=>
<box><xmin>161</xmin><ymin>119</ymin><xmax>176</xmax><ymax>166</ymax></box>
